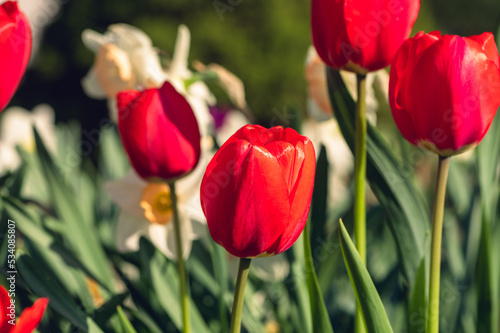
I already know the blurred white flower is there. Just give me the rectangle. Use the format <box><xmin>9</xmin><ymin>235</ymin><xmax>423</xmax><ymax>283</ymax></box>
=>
<box><xmin>104</xmin><ymin>151</ymin><xmax>211</xmax><ymax>260</ymax></box>
<box><xmin>194</xmin><ymin>61</ymin><xmax>248</xmax><ymax>111</ymax></box>
<box><xmin>302</xmin><ymin>118</ymin><xmax>353</xmax><ymax>207</ymax></box>
<box><xmin>305</xmin><ymin>46</ymin><xmax>387</xmax><ymax>124</ymax></box>
<box><xmin>0</xmin><ymin>104</ymin><xmax>56</xmax><ymax>173</ymax></box>
<box><xmin>81</xmin><ymin>24</ymin><xmax>214</xmax><ymax>136</ymax></box>
<box><xmin>18</xmin><ymin>0</ymin><xmax>61</xmax><ymax>61</ymax></box>
<box><xmin>227</xmin><ymin>253</ymin><xmax>290</xmax><ymax>282</ymax></box>
<box><xmin>81</xmin><ymin>23</ymin><xmax>166</xmax><ymax>101</ymax></box>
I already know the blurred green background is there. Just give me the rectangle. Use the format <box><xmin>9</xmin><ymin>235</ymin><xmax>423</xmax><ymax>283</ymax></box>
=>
<box><xmin>10</xmin><ymin>0</ymin><xmax>500</xmax><ymax>131</ymax></box>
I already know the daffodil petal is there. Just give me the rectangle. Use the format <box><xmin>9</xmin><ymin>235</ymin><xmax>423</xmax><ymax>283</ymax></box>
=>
<box><xmin>115</xmin><ymin>213</ymin><xmax>150</xmax><ymax>253</ymax></box>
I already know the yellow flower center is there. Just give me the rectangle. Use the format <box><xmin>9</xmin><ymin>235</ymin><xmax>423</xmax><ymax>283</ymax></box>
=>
<box><xmin>20</xmin><ymin>139</ymin><xmax>36</xmax><ymax>153</ymax></box>
<box><xmin>140</xmin><ymin>183</ymin><xmax>174</xmax><ymax>224</ymax></box>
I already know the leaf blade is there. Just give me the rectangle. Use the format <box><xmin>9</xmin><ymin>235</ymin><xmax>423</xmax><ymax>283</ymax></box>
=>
<box><xmin>339</xmin><ymin>219</ymin><xmax>393</xmax><ymax>333</ymax></box>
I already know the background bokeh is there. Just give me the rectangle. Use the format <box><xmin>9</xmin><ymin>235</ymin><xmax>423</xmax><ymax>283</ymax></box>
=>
<box><xmin>8</xmin><ymin>0</ymin><xmax>500</xmax><ymax>133</ymax></box>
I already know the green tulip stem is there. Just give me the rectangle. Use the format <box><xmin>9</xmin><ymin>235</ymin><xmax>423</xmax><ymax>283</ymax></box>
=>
<box><xmin>170</xmin><ymin>181</ymin><xmax>191</xmax><ymax>333</ymax></box>
<box><xmin>354</xmin><ymin>73</ymin><xmax>367</xmax><ymax>333</ymax></box>
<box><xmin>230</xmin><ymin>258</ymin><xmax>252</xmax><ymax>333</ymax></box>
<box><xmin>427</xmin><ymin>156</ymin><xmax>451</xmax><ymax>333</ymax></box>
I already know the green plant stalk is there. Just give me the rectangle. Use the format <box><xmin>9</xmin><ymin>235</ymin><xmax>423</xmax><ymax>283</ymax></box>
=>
<box><xmin>354</xmin><ymin>73</ymin><xmax>367</xmax><ymax>333</ymax></box>
<box><xmin>427</xmin><ymin>156</ymin><xmax>450</xmax><ymax>333</ymax></box>
<box><xmin>170</xmin><ymin>181</ymin><xmax>191</xmax><ymax>333</ymax></box>
<box><xmin>230</xmin><ymin>258</ymin><xmax>252</xmax><ymax>333</ymax></box>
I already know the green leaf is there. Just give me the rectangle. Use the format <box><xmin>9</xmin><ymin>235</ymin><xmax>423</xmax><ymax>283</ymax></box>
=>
<box><xmin>303</xmin><ymin>219</ymin><xmax>335</xmax><ymax>333</ymax></box>
<box><xmin>477</xmin><ymin>111</ymin><xmax>500</xmax><ymax>222</ymax></box>
<box><xmin>475</xmin><ymin>217</ymin><xmax>498</xmax><ymax>333</ymax></box>
<box><xmin>99</xmin><ymin>126</ymin><xmax>130</xmax><ymax>180</ymax></box>
<box><xmin>476</xmin><ymin>108</ymin><xmax>500</xmax><ymax>333</ymax></box>
<box><xmin>93</xmin><ymin>293</ymin><xmax>129</xmax><ymax>326</ymax></box>
<box><xmin>311</xmin><ymin>145</ymin><xmax>328</xmax><ymax>236</ymax></box>
<box><xmin>408</xmin><ymin>254</ymin><xmax>427</xmax><ymax>333</ymax></box>
<box><xmin>116</xmin><ymin>306</ymin><xmax>138</xmax><ymax>333</ymax></box>
<box><xmin>88</xmin><ymin>318</ymin><xmax>106</xmax><ymax>333</ymax></box>
<box><xmin>17</xmin><ymin>253</ymin><xmax>103</xmax><ymax>332</ymax></box>
<box><xmin>326</xmin><ymin>68</ymin><xmax>430</xmax><ymax>291</ymax></box>
<box><xmin>208</xmin><ymin>239</ymin><xmax>229</xmax><ymax>332</ymax></box>
<box><xmin>339</xmin><ymin>219</ymin><xmax>393</xmax><ymax>333</ymax></box>
<box><xmin>310</xmin><ymin>144</ymin><xmax>329</xmax><ymax>257</ymax></box>
<box><xmin>292</xmin><ymin>233</ymin><xmax>313</xmax><ymax>333</ymax></box>
<box><xmin>139</xmin><ymin>238</ymin><xmax>210</xmax><ymax>333</ymax></box>
<box><xmin>33</xmin><ymin>129</ymin><xmax>114</xmax><ymax>291</ymax></box>
<box><xmin>3</xmin><ymin>196</ymin><xmax>97</xmax><ymax>312</ymax></box>
<box><xmin>4</xmin><ymin>156</ymin><xmax>26</xmax><ymax>197</ymax></box>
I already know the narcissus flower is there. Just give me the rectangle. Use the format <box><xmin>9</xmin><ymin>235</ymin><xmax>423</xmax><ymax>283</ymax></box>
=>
<box><xmin>0</xmin><ymin>104</ymin><xmax>56</xmax><ymax>173</ymax></box>
<box><xmin>117</xmin><ymin>81</ymin><xmax>201</xmax><ymax>181</ymax></box>
<box><xmin>0</xmin><ymin>285</ymin><xmax>48</xmax><ymax>333</ymax></box>
<box><xmin>105</xmin><ymin>169</ymin><xmax>208</xmax><ymax>260</ymax></box>
<box><xmin>81</xmin><ymin>24</ymin><xmax>214</xmax><ymax>135</ymax></box>
<box><xmin>389</xmin><ymin>31</ymin><xmax>500</xmax><ymax>156</ymax></box>
<box><xmin>201</xmin><ymin>125</ymin><xmax>316</xmax><ymax>258</ymax></box>
<box><xmin>0</xmin><ymin>1</ymin><xmax>32</xmax><ymax>111</ymax></box>
<box><xmin>311</xmin><ymin>0</ymin><xmax>420</xmax><ymax>73</ymax></box>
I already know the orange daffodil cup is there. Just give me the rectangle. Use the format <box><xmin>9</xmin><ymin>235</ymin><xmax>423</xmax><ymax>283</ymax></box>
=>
<box><xmin>200</xmin><ymin>125</ymin><xmax>316</xmax><ymax>333</ymax></box>
<box><xmin>0</xmin><ymin>1</ymin><xmax>32</xmax><ymax>112</ymax></box>
<box><xmin>311</xmin><ymin>1</ymin><xmax>420</xmax><ymax>331</ymax></box>
<box><xmin>117</xmin><ymin>81</ymin><xmax>201</xmax><ymax>333</ymax></box>
<box><xmin>388</xmin><ymin>31</ymin><xmax>500</xmax><ymax>333</ymax></box>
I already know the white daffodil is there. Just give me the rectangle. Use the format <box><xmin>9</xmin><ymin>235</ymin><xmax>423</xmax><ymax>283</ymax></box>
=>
<box><xmin>81</xmin><ymin>24</ymin><xmax>214</xmax><ymax>136</ymax></box>
<box><xmin>104</xmin><ymin>151</ymin><xmax>211</xmax><ymax>260</ymax></box>
<box><xmin>0</xmin><ymin>104</ymin><xmax>56</xmax><ymax>173</ymax></box>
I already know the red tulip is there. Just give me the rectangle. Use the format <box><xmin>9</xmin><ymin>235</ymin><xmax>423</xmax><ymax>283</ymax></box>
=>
<box><xmin>311</xmin><ymin>0</ymin><xmax>420</xmax><ymax>73</ymax></box>
<box><xmin>200</xmin><ymin>125</ymin><xmax>316</xmax><ymax>258</ymax></box>
<box><xmin>389</xmin><ymin>31</ymin><xmax>500</xmax><ymax>156</ymax></box>
<box><xmin>0</xmin><ymin>285</ymin><xmax>48</xmax><ymax>333</ymax></box>
<box><xmin>0</xmin><ymin>1</ymin><xmax>32</xmax><ymax>111</ymax></box>
<box><xmin>117</xmin><ymin>81</ymin><xmax>201</xmax><ymax>181</ymax></box>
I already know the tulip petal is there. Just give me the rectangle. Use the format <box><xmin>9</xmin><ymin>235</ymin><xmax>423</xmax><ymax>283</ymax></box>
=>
<box><xmin>12</xmin><ymin>298</ymin><xmax>48</xmax><ymax>333</ymax></box>
<box><xmin>267</xmin><ymin>138</ymin><xmax>316</xmax><ymax>254</ymax></box>
<box><xmin>408</xmin><ymin>35</ymin><xmax>500</xmax><ymax>152</ymax></box>
<box><xmin>202</xmin><ymin>140</ymin><xmax>289</xmax><ymax>257</ymax></box>
<box><xmin>467</xmin><ymin>32</ymin><xmax>500</xmax><ymax>68</ymax></box>
<box><xmin>117</xmin><ymin>82</ymin><xmax>201</xmax><ymax>181</ymax></box>
<box><xmin>390</xmin><ymin>31</ymin><xmax>441</xmax><ymax>145</ymax></box>
<box><xmin>0</xmin><ymin>286</ymin><xmax>13</xmax><ymax>333</ymax></box>
<box><xmin>0</xmin><ymin>2</ymin><xmax>32</xmax><ymax>111</ymax></box>
<box><xmin>344</xmin><ymin>0</ymin><xmax>420</xmax><ymax>71</ymax></box>
<box><xmin>311</xmin><ymin>0</ymin><xmax>350</xmax><ymax>69</ymax></box>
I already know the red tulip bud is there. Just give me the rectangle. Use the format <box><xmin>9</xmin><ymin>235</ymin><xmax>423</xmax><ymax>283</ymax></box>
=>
<box><xmin>311</xmin><ymin>0</ymin><xmax>420</xmax><ymax>73</ymax></box>
<box><xmin>117</xmin><ymin>82</ymin><xmax>201</xmax><ymax>181</ymax></box>
<box><xmin>389</xmin><ymin>31</ymin><xmax>500</xmax><ymax>156</ymax></box>
<box><xmin>0</xmin><ymin>1</ymin><xmax>32</xmax><ymax>111</ymax></box>
<box><xmin>201</xmin><ymin>125</ymin><xmax>316</xmax><ymax>258</ymax></box>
